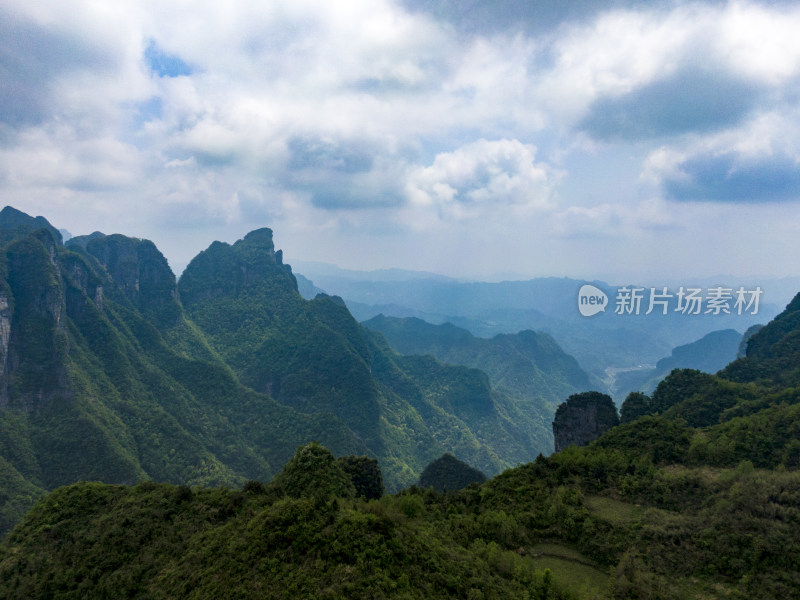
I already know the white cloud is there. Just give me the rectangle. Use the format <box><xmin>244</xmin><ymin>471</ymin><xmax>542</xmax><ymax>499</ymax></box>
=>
<box><xmin>539</xmin><ymin>2</ymin><xmax>800</xmax><ymax>127</ymax></box>
<box><xmin>3</xmin><ymin>0</ymin><xmax>800</xmax><ymax>278</ymax></box>
<box><xmin>553</xmin><ymin>197</ymin><xmax>677</xmax><ymax>239</ymax></box>
<box><xmin>405</xmin><ymin>139</ymin><xmax>557</xmax><ymax>223</ymax></box>
<box><xmin>714</xmin><ymin>1</ymin><xmax>800</xmax><ymax>84</ymax></box>
<box><xmin>642</xmin><ymin>108</ymin><xmax>800</xmax><ymax>202</ymax></box>
<box><xmin>0</xmin><ymin>125</ymin><xmax>144</xmax><ymax>191</ymax></box>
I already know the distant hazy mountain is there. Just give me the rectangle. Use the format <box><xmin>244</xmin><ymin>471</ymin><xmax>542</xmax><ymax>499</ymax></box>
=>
<box><xmin>292</xmin><ymin>260</ymin><xmax>459</xmax><ymax>283</ymax></box>
<box><xmin>297</xmin><ymin>270</ymin><xmax>777</xmax><ymax>385</ymax></box>
<box><xmin>614</xmin><ymin>329</ymin><xmax>743</xmax><ymax>400</ymax></box>
<box><xmin>294</xmin><ymin>272</ymin><xmax>325</xmax><ymax>299</ymax></box>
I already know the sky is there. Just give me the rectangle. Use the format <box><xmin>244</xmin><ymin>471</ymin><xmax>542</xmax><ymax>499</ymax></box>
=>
<box><xmin>2</xmin><ymin>0</ymin><xmax>800</xmax><ymax>282</ymax></box>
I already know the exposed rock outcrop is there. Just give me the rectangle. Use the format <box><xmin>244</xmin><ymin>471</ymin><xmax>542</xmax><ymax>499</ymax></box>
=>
<box><xmin>177</xmin><ymin>227</ymin><xmax>298</xmax><ymax>308</ymax></box>
<box><xmin>552</xmin><ymin>391</ymin><xmax>619</xmax><ymax>452</ymax></box>
<box><xmin>4</xmin><ymin>234</ymin><xmax>69</xmax><ymax>411</ymax></box>
<box><xmin>70</xmin><ymin>234</ymin><xmax>180</xmax><ymax>327</ymax></box>
<box><xmin>0</xmin><ymin>292</ymin><xmax>12</xmax><ymax>405</ymax></box>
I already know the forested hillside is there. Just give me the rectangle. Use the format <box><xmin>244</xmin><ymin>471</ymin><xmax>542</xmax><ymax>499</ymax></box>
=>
<box><xmin>363</xmin><ymin>315</ymin><xmax>592</xmax><ymax>407</ymax></box>
<box><xmin>0</xmin><ymin>207</ymin><xmax>558</xmax><ymax>537</ymax></box>
<box><xmin>5</xmin><ymin>270</ymin><xmax>800</xmax><ymax>597</ymax></box>
<box><xmin>0</xmin><ymin>208</ymin><xmax>368</xmax><ymax>536</ymax></box>
<box><xmin>174</xmin><ymin>227</ymin><xmax>551</xmax><ymax>487</ymax></box>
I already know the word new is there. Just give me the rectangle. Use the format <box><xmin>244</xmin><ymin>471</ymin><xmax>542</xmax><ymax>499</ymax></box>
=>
<box><xmin>578</xmin><ymin>284</ymin><xmax>608</xmax><ymax>317</ymax></box>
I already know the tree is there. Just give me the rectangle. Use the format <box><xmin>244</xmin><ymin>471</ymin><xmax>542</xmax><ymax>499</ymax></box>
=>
<box><xmin>620</xmin><ymin>392</ymin><xmax>651</xmax><ymax>424</ymax></box>
<box><xmin>272</xmin><ymin>442</ymin><xmax>355</xmax><ymax>500</ymax></box>
<box><xmin>418</xmin><ymin>453</ymin><xmax>486</xmax><ymax>492</ymax></box>
<box><xmin>337</xmin><ymin>455</ymin><xmax>384</xmax><ymax>499</ymax></box>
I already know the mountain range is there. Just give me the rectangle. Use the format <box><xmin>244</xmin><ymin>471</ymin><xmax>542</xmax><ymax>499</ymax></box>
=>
<box><xmin>298</xmin><ymin>263</ymin><xmax>777</xmax><ymax>385</ymax></box>
<box><xmin>0</xmin><ymin>206</ymin><xmax>588</xmax><ymax>537</ymax></box>
<box><xmin>4</xmin><ymin>257</ymin><xmax>800</xmax><ymax>597</ymax></box>
<box><xmin>362</xmin><ymin>314</ymin><xmax>592</xmax><ymax>410</ymax></box>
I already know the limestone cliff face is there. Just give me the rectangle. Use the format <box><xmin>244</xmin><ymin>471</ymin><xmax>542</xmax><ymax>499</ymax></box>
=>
<box><xmin>0</xmin><ymin>292</ymin><xmax>12</xmax><ymax>405</ymax></box>
<box><xmin>234</xmin><ymin>228</ymin><xmax>296</xmax><ymax>288</ymax></box>
<box><xmin>61</xmin><ymin>251</ymin><xmax>107</xmax><ymax>322</ymax></box>
<box><xmin>3</xmin><ymin>234</ymin><xmax>69</xmax><ymax>411</ymax></box>
<box><xmin>79</xmin><ymin>234</ymin><xmax>180</xmax><ymax>327</ymax></box>
<box><xmin>552</xmin><ymin>391</ymin><xmax>619</xmax><ymax>452</ymax></box>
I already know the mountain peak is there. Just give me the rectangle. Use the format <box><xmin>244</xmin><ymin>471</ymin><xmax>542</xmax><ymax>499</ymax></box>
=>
<box><xmin>231</xmin><ymin>228</ymin><xmax>286</xmax><ymax>266</ymax></box>
<box><xmin>0</xmin><ymin>206</ymin><xmax>63</xmax><ymax>246</ymax></box>
<box><xmin>242</xmin><ymin>227</ymin><xmax>274</xmax><ymax>244</ymax></box>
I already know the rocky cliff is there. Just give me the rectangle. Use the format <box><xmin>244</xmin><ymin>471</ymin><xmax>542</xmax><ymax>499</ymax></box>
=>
<box><xmin>552</xmin><ymin>391</ymin><xmax>619</xmax><ymax>452</ymax></box>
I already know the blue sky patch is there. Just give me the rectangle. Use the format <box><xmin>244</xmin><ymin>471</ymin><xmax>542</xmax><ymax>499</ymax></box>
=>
<box><xmin>144</xmin><ymin>39</ymin><xmax>192</xmax><ymax>78</ymax></box>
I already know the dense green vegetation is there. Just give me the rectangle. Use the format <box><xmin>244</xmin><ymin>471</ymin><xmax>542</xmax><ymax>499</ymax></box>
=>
<box><xmin>0</xmin><ymin>215</ymin><xmax>380</xmax><ymax>537</ymax></box>
<box><xmin>0</xmin><ymin>207</ymin><xmax>565</xmax><ymax>538</ymax></box>
<box><xmin>3</xmin><ymin>431</ymin><xmax>800</xmax><ymax>598</ymax></box>
<box><xmin>2</xmin><ymin>206</ymin><xmax>800</xmax><ymax>597</ymax></box>
<box><xmin>418</xmin><ymin>453</ymin><xmax>487</xmax><ymax>491</ymax></box>
<box><xmin>338</xmin><ymin>454</ymin><xmax>384</xmax><ymax>500</ymax></box>
<box><xmin>362</xmin><ymin>315</ymin><xmax>591</xmax><ymax>406</ymax></box>
<box><xmin>552</xmin><ymin>392</ymin><xmax>619</xmax><ymax>452</ymax></box>
<box><xmin>174</xmin><ymin>225</ymin><xmax>556</xmax><ymax>488</ymax></box>
<box><xmin>363</xmin><ymin>315</ymin><xmax>594</xmax><ymax>451</ymax></box>
<box><xmin>721</xmin><ymin>292</ymin><xmax>800</xmax><ymax>387</ymax></box>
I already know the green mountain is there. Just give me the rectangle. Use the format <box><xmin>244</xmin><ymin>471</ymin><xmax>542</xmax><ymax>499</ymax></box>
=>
<box><xmin>4</xmin><ymin>379</ymin><xmax>800</xmax><ymax>599</ymax></box>
<box><xmin>614</xmin><ymin>292</ymin><xmax>800</xmax><ymax>468</ymax></box>
<box><xmin>0</xmin><ymin>206</ymin><xmax>62</xmax><ymax>246</ymax></box>
<box><xmin>0</xmin><ymin>208</ymin><xmax>558</xmax><ymax>537</ymax></box>
<box><xmin>362</xmin><ymin>315</ymin><xmax>593</xmax><ymax>452</ymax></box>
<box><xmin>0</xmin><ymin>213</ymin><xmax>376</xmax><ymax>537</ymax></box>
<box><xmin>175</xmin><ymin>228</ymin><xmax>551</xmax><ymax>488</ymax></box>
<box><xmin>721</xmin><ymin>293</ymin><xmax>800</xmax><ymax>387</ymax></box>
<box><xmin>4</xmin><ymin>210</ymin><xmax>800</xmax><ymax>597</ymax></box>
<box><xmin>24</xmin><ymin>288</ymin><xmax>800</xmax><ymax>598</ymax></box>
